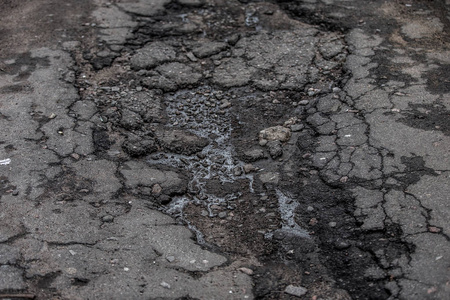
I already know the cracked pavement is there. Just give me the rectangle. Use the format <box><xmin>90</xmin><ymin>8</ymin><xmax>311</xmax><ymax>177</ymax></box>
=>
<box><xmin>0</xmin><ymin>0</ymin><xmax>449</xmax><ymax>299</ymax></box>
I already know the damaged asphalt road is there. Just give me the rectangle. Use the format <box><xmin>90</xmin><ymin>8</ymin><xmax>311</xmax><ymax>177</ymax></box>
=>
<box><xmin>0</xmin><ymin>0</ymin><xmax>449</xmax><ymax>299</ymax></box>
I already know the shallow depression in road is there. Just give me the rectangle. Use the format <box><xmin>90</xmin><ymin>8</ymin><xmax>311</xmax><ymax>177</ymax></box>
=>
<box><xmin>147</xmin><ymin>86</ymin><xmax>309</xmax><ymax>243</ymax></box>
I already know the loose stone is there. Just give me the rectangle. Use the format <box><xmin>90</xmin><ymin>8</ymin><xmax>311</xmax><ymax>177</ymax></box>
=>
<box><xmin>218</xmin><ymin>212</ymin><xmax>227</xmax><ymax>219</ymax></box>
<box><xmin>298</xmin><ymin>100</ymin><xmax>309</xmax><ymax>105</ymax></box>
<box><xmin>334</xmin><ymin>240</ymin><xmax>351</xmax><ymax>250</ymax></box>
<box><xmin>291</xmin><ymin>124</ymin><xmax>304</xmax><ymax>132</ymax></box>
<box><xmin>102</xmin><ymin>215</ymin><xmax>114</xmax><ymax>223</ymax></box>
<box><xmin>259</xmin><ymin>126</ymin><xmax>291</xmax><ymax>142</ymax></box>
<box><xmin>233</xmin><ymin>167</ymin><xmax>242</xmax><ymax>176</ymax></box>
<box><xmin>238</xmin><ymin>267</ymin><xmax>254</xmax><ymax>275</ymax></box>
<box><xmin>428</xmin><ymin>226</ymin><xmax>441</xmax><ymax>233</ymax></box>
<box><xmin>259</xmin><ymin>139</ymin><xmax>268</xmax><ymax>146</ymax></box>
<box><xmin>285</xmin><ymin>285</ymin><xmax>307</xmax><ymax>297</ymax></box>
<box><xmin>243</xmin><ymin>164</ymin><xmax>256</xmax><ymax>174</ymax></box>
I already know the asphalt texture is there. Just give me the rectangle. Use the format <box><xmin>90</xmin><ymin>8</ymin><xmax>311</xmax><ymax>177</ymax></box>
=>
<box><xmin>0</xmin><ymin>0</ymin><xmax>449</xmax><ymax>299</ymax></box>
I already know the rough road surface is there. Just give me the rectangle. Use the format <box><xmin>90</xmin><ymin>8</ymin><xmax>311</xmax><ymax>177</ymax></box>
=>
<box><xmin>0</xmin><ymin>0</ymin><xmax>449</xmax><ymax>299</ymax></box>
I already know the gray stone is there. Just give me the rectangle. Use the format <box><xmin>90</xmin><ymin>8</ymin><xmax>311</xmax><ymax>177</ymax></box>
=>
<box><xmin>218</xmin><ymin>212</ymin><xmax>227</xmax><ymax>219</ymax></box>
<box><xmin>243</xmin><ymin>164</ymin><xmax>256</xmax><ymax>174</ymax></box>
<box><xmin>298</xmin><ymin>100</ymin><xmax>309</xmax><ymax>105</ymax></box>
<box><xmin>102</xmin><ymin>215</ymin><xmax>114</xmax><ymax>223</ymax></box>
<box><xmin>242</xmin><ymin>149</ymin><xmax>265</xmax><ymax>162</ymax></box>
<box><xmin>334</xmin><ymin>240</ymin><xmax>351</xmax><ymax>250</ymax></box>
<box><xmin>290</xmin><ymin>124</ymin><xmax>304</xmax><ymax>132</ymax></box>
<box><xmin>285</xmin><ymin>285</ymin><xmax>307</xmax><ymax>297</ymax></box>
<box><xmin>259</xmin><ymin>126</ymin><xmax>291</xmax><ymax>142</ymax></box>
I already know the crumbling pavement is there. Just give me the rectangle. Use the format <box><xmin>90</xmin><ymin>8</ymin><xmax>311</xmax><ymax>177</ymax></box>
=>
<box><xmin>0</xmin><ymin>0</ymin><xmax>449</xmax><ymax>299</ymax></box>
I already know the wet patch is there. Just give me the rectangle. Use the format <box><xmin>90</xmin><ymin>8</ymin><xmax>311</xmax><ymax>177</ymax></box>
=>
<box><xmin>0</xmin><ymin>83</ymin><xmax>33</xmax><ymax>94</ymax></box>
<box><xmin>1</xmin><ymin>52</ymin><xmax>50</xmax><ymax>81</ymax></box>
<box><xmin>92</xmin><ymin>128</ymin><xmax>113</xmax><ymax>153</ymax></box>
<box><xmin>426</xmin><ymin>65</ymin><xmax>450</xmax><ymax>94</ymax></box>
<box><xmin>0</xmin><ymin>176</ymin><xmax>16</xmax><ymax>199</ymax></box>
<box><xmin>392</xmin><ymin>155</ymin><xmax>438</xmax><ymax>187</ymax></box>
<box><xmin>36</xmin><ymin>170</ymin><xmax>94</xmax><ymax>203</ymax></box>
<box><xmin>398</xmin><ymin>103</ymin><xmax>450</xmax><ymax>136</ymax></box>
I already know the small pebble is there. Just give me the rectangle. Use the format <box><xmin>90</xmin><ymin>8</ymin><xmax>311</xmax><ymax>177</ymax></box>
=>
<box><xmin>259</xmin><ymin>139</ymin><xmax>268</xmax><ymax>146</ymax></box>
<box><xmin>160</xmin><ymin>281</ymin><xmax>171</xmax><ymax>289</ymax></box>
<box><xmin>285</xmin><ymin>285</ymin><xmax>307</xmax><ymax>297</ymax></box>
<box><xmin>428</xmin><ymin>226</ymin><xmax>441</xmax><ymax>233</ymax></box>
<box><xmin>334</xmin><ymin>240</ymin><xmax>351</xmax><ymax>250</ymax></box>
<box><xmin>309</xmin><ymin>218</ymin><xmax>318</xmax><ymax>225</ymax></box>
<box><xmin>243</xmin><ymin>164</ymin><xmax>256</xmax><ymax>174</ymax></box>
<box><xmin>238</xmin><ymin>267</ymin><xmax>254</xmax><ymax>275</ymax></box>
<box><xmin>218</xmin><ymin>212</ymin><xmax>227</xmax><ymax>219</ymax></box>
<box><xmin>298</xmin><ymin>100</ymin><xmax>309</xmax><ymax>105</ymax></box>
<box><xmin>329</xmin><ymin>221</ymin><xmax>337</xmax><ymax>228</ymax></box>
<box><xmin>291</xmin><ymin>124</ymin><xmax>304</xmax><ymax>132</ymax></box>
<box><xmin>102</xmin><ymin>215</ymin><xmax>114</xmax><ymax>223</ymax></box>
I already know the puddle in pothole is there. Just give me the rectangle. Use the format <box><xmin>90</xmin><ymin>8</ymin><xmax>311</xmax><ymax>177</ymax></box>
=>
<box><xmin>149</xmin><ymin>86</ymin><xmax>308</xmax><ymax>242</ymax></box>
<box><xmin>274</xmin><ymin>189</ymin><xmax>310</xmax><ymax>238</ymax></box>
<box><xmin>146</xmin><ymin>86</ymin><xmax>254</xmax><ymax>241</ymax></box>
